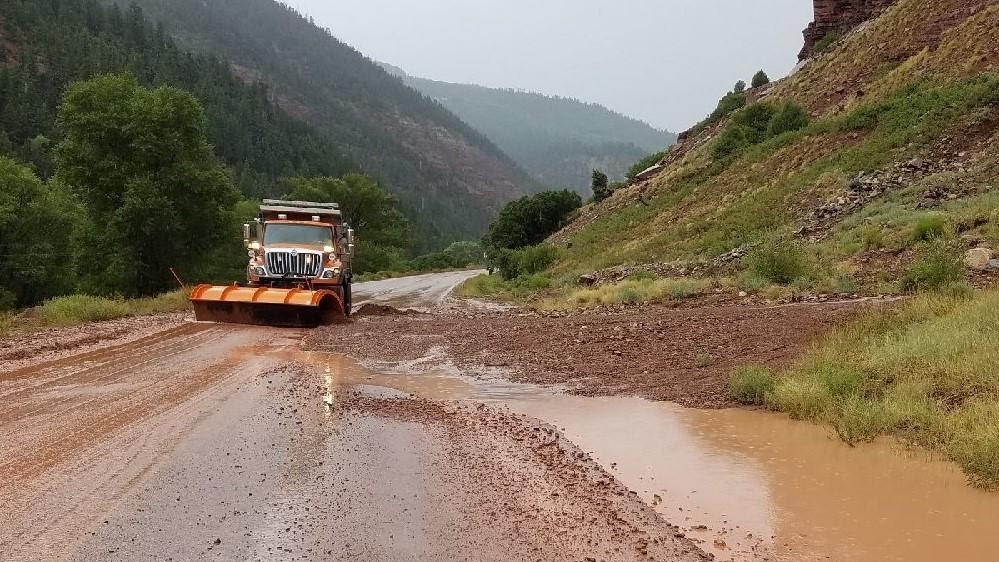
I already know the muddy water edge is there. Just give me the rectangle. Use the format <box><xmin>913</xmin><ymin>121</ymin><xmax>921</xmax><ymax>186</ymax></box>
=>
<box><xmin>287</xmin><ymin>350</ymin><xmax>999</xmax><ymax>562</ymax></box>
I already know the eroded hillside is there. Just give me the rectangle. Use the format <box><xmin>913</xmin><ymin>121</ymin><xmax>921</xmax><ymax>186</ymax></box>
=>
<box><xmin>550</xmin><ymin>0</ymin><xmax>997</xmax><ymax>293</ymax></box>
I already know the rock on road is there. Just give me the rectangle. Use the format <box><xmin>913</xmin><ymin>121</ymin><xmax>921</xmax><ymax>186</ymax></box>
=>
<box><xmin>0</xmin><ymin>272</ymin><xmax>707</xmax><ymax>562</ymax></box>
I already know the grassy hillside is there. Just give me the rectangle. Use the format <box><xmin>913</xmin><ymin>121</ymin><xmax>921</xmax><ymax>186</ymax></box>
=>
<box><xmin>387</xmin><ymin>66</ymin><xmax>676</xmax><ymax>194</ymax></box>
<box><xmin>108</xmin><ymin>0</ymin><xmax>540</xmax><ymax>250</ymax></box>
<box><xmin>548</xmin><ymin>0</ymin><xmax>997</xmax><ymax>294</ymax></box>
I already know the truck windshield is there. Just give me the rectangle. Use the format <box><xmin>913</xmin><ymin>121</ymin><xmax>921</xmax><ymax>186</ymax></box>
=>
<box><xmin>263</xmin><ymin>224</ymin><xmax>333</xmax><ymax>247</ymax></box>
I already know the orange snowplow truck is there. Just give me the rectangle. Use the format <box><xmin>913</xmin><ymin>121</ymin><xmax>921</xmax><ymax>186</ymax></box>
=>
<box><xmin>190</xmin><ymin>200</ymin><xmax>354</xmax><ymax>327</ymax></box>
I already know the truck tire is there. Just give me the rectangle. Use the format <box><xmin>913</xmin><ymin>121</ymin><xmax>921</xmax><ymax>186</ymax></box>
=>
<box><xmin>342</xmin><ymin>281</ymin><xmax>352</xmax><ymax>317</ymax></box>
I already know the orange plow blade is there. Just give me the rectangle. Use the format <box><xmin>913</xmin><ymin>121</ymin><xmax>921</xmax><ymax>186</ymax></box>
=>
<box><xmin>189</xmin><ymin>285</ymin><xmax>345</xmax><ymax>327</ymax></box>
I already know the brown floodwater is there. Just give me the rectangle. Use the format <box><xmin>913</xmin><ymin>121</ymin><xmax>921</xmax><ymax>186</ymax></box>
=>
<box><xmin>296</xmin><ymin>351</ymin><xmax>999</xmax><ymax>562</ymax></box>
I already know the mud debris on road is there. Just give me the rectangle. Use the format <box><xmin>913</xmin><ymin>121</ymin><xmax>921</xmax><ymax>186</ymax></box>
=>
<box><xmin>0</xmin><ymin>311</ymin><xmax>189</xmax><ymax>372</ymax></box>
<box><xmin>305</xmin><ymin>300</ymin><xmax>862</xmax><ymax>408</ymax></box>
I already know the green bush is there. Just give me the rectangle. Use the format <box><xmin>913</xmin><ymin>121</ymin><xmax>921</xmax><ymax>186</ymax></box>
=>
<box><xmin>729</xmin><ymin>365</ymin><xmax>777</xmax><ymax>405</ymax></box>
<box><xmin>901</xmin><ymin>242</ymin><xmax>963</xmax><ymax>292</ymax></box>
<box><xmin>712</xmin><ymin>101</ymin><xmax>808</xmax><ymax>161</ymax></box>
<box><xmin>712</xmin><ymin>125</ymin><xmax>751</xmax><ymax>160</ymax></box>
<box><xmin>493</xmin><ymin>245</ymin><xmax>560</xmax><ymax>280</ymax></box>
<box><xmin>745</xmin><ymin>237</ymin><xmax>809</xmax><ymax>285</ymax></box>
<box><xmin>766</xmin><ymin>103</ymin><xmax>810</xmax><ymax>137</ymax></box>
<box><xmin>910</xmin><ymin>214</ymin><xmax>951</xmax><ymax>242</ymax></box>
<box><xmin>751</xmin><ymin>70</ymin><xmax>771</xmax><ymax>89</ymax></box>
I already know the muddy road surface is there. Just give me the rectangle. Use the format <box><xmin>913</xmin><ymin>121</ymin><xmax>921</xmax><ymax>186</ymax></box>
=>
<box><xmin>4</xmin><ymin>271</ymin><xmax>999</xmax><ymax>562</ymax></box>
<box><xmin>0</xmin><ymin>273</ymin><xmax>705</xmax><ymax>561</ymax></box>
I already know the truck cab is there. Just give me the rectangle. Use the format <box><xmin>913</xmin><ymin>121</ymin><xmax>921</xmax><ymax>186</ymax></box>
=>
<box><xmin>244</xmin><ymin>199</ymin><xmax>354</xmax><ymax>313</ymax></box>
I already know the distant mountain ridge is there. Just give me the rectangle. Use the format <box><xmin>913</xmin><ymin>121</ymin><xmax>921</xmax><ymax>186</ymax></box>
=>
<box><xmin>382</xmin><ymin>63</ymin><xmax>677</xmax><ymax>194</ymax></box>
<box><xmin>106</xmin><ymin>0</ymin><xmax>539</xmax><ymax>251</ymax></box>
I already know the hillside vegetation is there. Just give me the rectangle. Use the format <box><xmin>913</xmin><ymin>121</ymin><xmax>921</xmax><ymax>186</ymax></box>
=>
<box><xmin>0</xmin><ymin>0</ymin><xmax>355</xmax><ymax>196</ymax></box>
<box><xmin>109</xmin><ymin>0</ymin><xmax>539</xmax><ymax>250</ymax></box>
<box><xmin>387</xmin><ymin>66</ymin><xmax>676</xmax><ymax>194</ymax></box>
<box><xmin>548</xmin><ymin>0</ymin><xmax>996</xmax><ymax>294</ymax></box>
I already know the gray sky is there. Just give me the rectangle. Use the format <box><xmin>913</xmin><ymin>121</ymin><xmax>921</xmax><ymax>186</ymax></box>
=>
<box><xmin>285</xmin><ymin>1</ymin><xmax>813</xmax><ymax>132</ymax></box>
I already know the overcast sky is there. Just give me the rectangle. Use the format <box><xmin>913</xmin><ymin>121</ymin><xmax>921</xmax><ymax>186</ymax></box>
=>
<box><xmin>284</xmin><ymin>1</ymin><xmax>814</xmax><ymax>132</ymax></box>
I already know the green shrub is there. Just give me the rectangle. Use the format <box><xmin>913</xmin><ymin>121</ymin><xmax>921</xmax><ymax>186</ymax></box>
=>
<box><xmin>493</xmin><ymin>245</ymin><xmax>560</xmax><ymax>280</ymax></box>
<box><xmin>712</xmin><ymin>124</ymin><xmax>751</xmax><ymax>160</ymax></box>
<box><xmin>751</xmin><ymin>70</ymin><xmax>771</xmax><ymax>89</ymax></box>
<box><xmin>860</xmin><ymin>226</ymin><xmax>886</xmax><ymax>251</ymax></box>
<box><xmin>745</xmin><ymin>237</ymin><xmax>809</xmax><ymax>285</ymax></box>
<box><xmin>692</xmin><ymin>92</ymin><xmax>748</xmax><ymax>135</ymax></box>
<box><xmin>766</xmin><ymin>102</ymin><xmax>810</xmax><ymax>137</ymax></box>
<box><xmin>910</xmin><ymin>214</ymin><xmax>951</xmax><ymax>242</ymax></box>
<box><xmin>901</xmin><ymin>242</ymin><xmax>963</xmax><ymax>292</ymax></box>
<box><xmin>729</xmin><ymin>365</ymin><xmax>777</xmax><ymax>405</ymax></box>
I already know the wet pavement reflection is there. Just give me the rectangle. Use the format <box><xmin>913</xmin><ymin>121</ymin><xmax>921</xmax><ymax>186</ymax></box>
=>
<box><xmin>293</xmin><ymin>351</ymin><xmax>999</xmax><ymax>562</ymax></box>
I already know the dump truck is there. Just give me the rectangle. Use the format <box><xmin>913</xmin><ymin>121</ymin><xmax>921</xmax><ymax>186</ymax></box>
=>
<box><xmin>190</xmin><ymin>200</ymin><xmax>354</xmax><ymax>327</ymax></box>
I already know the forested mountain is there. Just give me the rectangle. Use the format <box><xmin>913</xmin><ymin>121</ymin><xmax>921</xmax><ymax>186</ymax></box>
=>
<box><xmin>0</xmin><ymin>0</ymin><xmax>355</xmax><ymax>197</ymax></box>
<box><xmin>105</xmin><ymin>0</ymin><xmax>539</xmax><ymax>249</ymax></box>
<box><xmin>382</xmin><ymin>64</ymin><xmax>676</xmax><ymax>194</ymax></box>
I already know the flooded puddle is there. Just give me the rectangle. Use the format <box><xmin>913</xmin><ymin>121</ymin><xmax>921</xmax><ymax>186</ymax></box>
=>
<box><xmin>295</xmin><ymin>351</ymin><xmax>999</xmax><ymax>562</ymax></box>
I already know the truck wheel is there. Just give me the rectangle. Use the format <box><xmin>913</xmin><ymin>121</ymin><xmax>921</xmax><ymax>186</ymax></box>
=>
<box><xmin>342</xmin><ymin>282</ymin><xmax>352</xmax><ymax>317</ymax></box>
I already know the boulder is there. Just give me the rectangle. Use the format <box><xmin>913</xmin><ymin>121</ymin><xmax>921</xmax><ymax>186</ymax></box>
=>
<box><xmin>577</xmin><ymin>274</ymin><xmax>598</xmax><ymax>286</ymax></box>
<box><xmin>964</xmin><ymin>248</ymin><xmax>994</xmax><ymax>271</ymax></box>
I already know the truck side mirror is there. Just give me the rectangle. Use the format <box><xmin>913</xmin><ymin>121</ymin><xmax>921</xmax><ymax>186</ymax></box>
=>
<box><xmin>242</xmin><ymin>223</ymin><xmax>251</xmax><ymax>246</ymax></box>
<box><xmin>347</xmin><ymin>228</ymin><xmax>355</xmax><ymax>248</ymax></box>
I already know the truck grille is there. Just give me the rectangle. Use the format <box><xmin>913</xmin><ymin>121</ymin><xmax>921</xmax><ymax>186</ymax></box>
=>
<box><xmin>265</xmin><ymin>251</ymin><xmax>323</xmax><ymax>277</ymax></box>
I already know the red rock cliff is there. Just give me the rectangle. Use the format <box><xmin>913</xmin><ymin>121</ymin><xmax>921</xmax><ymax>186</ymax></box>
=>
<box><xmin>800</xmin><ymin>0</ymin><xmax>899</xmax><ymax>60</ymax></box>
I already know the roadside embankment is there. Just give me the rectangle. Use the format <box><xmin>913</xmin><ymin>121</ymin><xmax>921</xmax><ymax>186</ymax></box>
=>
<box><xmin>731</xmin><ymin>288</ymin><xmax>999</xmax><ymax>487</ymax></box>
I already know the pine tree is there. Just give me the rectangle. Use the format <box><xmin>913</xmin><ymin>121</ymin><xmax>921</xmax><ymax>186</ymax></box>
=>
<box><xmin>751</xmin><ymin>70</ymin><xmax>771</xmax><ymax>89</ymax></box>
<box><xmin>592</xmin><ymin>169</ymin><xmax>612</xmax><ymax>202</ymax></box>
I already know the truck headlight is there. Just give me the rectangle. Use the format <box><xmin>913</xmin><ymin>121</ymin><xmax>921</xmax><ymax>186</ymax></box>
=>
<box><xmin>322</xmin><ymin>270</ymin><xmax>335</xmax><ymax>279</ymax></box>
<box><xmin>253</xmin><ymin>267</ymin><xmax>266</xmax><ymax>276</ymax></box>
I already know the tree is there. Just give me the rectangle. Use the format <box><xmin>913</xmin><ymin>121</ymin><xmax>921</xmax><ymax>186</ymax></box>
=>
<box><xmin>592</xmin><ymin>169</ymin><xmax>612</xmax><ymax>202</ymax></box>
<box><xmin>0</xmin><ymin>157</ymin><xmax>79</xmax><ymax>307</ymax></box>
<box><xmin>733</xmin><ymin>80</ymin><xmax>747</xmax><ymax>93</ymax></box>
<box><xmin>751</xmin><ymin>70</ymin><xmax>771</xmax><ymax>89</ymax></box>
<box><xmin>485</xmin><ymin>190</ymin><xmax>582</xmax><ymax>250</ymax></box>
<box><xmin>284</xmin><ymin>174</ymin><xmax>411</xmax><ymax>273</ymax></box>
<box><xmin>55</xmin><ymin>74</ymin><xmax>239</xmax><ymax>296</ymax></box>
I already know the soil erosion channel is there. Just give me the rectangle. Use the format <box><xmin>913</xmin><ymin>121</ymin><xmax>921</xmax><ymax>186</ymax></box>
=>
<box><xmin>1</xmin><ymin>271</ymin><xmax>996</xmax><ymax>562</ymax></box>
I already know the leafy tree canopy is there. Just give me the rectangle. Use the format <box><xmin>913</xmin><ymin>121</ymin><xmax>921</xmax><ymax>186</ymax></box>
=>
<box><xmin>284</xmin><ymin>174</ymin><xmax>411</xmax><ymax>273</ymax></box>
<box><xmin>0</xmin><ymin>157</ymin><xmax>78</xmax><ymax>307</ymax></box>
<box><xmin>485</xmin><ymin>190</ymin><xmax>582</xmax><ymax>250</ymax></box>
<box><xmin>56</xmin><ymin>74</ymin><xmax>238</xmax><ymax>296</ymax></box>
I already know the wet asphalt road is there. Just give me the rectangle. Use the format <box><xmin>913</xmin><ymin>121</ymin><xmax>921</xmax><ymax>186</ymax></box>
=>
<box><xmin>0</xmin><ymin>272</ymin><xmax>705</xmax><ymax>562</ymax></box>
